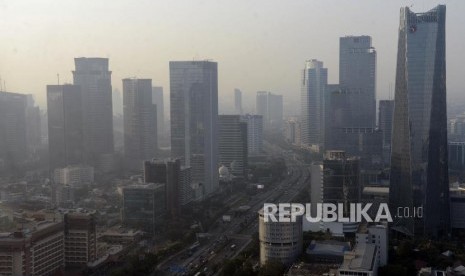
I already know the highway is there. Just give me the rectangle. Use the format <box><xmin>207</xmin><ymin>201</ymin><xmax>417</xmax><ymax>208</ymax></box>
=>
<box><xmin>157</xmin><ymin>146</ymin><xmax>310</xmax><ymax>276</ymax></box>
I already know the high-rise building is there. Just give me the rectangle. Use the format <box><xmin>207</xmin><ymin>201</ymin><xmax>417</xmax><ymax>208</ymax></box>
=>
<box><xmin>166</xmin><ymin>159</ymin><xmax>192</xmax><ymax>216</ymax></box>
<box><xmin>234</xmin><ymin>88</ymin><xmax>243</xmax><ymax>115</ymax></box>
<box><xmin>47</xmin><ymin>85</ymin><xmax>83</xmax><ymax>170</ymax></box>
<box><xmin>152</xmin><ymin>86</ymin><xmax>164</xmax><ymax>135</ymax></box>
<box><xmin>64</xmin><ymin>212</ymin><xmax>97</xmax><ymax>267</ymax></box>
<box><xmin>170</xmin><ymin>61</ymin><xmax>219</xmax><ymax>196</ymax></box>
<box><xmin>122</xmin><ymin>183</ymin><xmax>166</xmax><ymax>235</ymax></box>
<box><xmin>25</xmin><ymin>95</ymin><xmax>42</xmax><ymax>152</ymax></box>
<box><xmin>339</xmin><ymin>36</ymin><xmax>376</xmax><ymax>128</ymax></box>
<box><xmin>284</xmin><ymin>118</ymin><xmax>301</xmax><ymax>146</ymax></box>
<box><xmin>390</xmin><ymin>5</ymin><xmax>449</xmax><ymax>237</ymax></box>
<box><xmin>258</xmin><ymin>208</ymin><xmax>303</xmax><ymax>266</ymax></box>
<box><xmin>144</xmin><ymin>159</ymin><xmax>167</xmax><ymax>184</ymax></box>
<box><xmin>241</xmin><ymin>114</ymin><xmax>264</xmax><ymax>156</ymax></box>
<box><xmin>301</xmin><ymin>59</ymin><xmax>328</xmax><ymax>150</ymax></box>
<box><xmin>219</xmin><ymin>115</ymin><xmax>248</xmax><ymax>179</ymax></box>
<box><xmin>323</xmin><ymin>151</ymin><xmax>360</xmax><ymax>215</ymax></box>
<box><xmin>256</xmin><ymin>91</ymin><xmax>283</xmax><ymax>131</ymax></box>
<box><xmin>144</xmin><ymin>159</ymin><xmax>193</xmax><ymax>216</ymax></box>
<box><xmin>72</xmin><ymin>57</ymin><xmax>114</xmax><ymax>166</ymax></box>
<box><xmin>378</xmin><ymin>100</ymin><xmax>394</xmax><ymax>148</ymax></box>
<box><xmin>0</xmin><ymin>91</ymin><xmax>28</xmax><ymax>167</ymax></box>
<box><xmin>123</xmin><ymin>78</ymin><xmax>157</xmax><ymax>167</ymax></box>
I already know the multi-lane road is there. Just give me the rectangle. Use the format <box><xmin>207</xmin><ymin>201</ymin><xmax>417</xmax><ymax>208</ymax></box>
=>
<box><xmin>157</xmin><ymin>147</ymin><xmax>310</xmax><ymax>276</ymax></box>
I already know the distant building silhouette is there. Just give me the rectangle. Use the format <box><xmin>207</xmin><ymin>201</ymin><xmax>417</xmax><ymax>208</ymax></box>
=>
<box><xmin>256</xmin><ymin>91</ymin><xmax>283</xmax><ymax>132</ymax></box>
<box><xmin>47</xmin><ymin>85</ymin><xmax>83</xmax><ymax>170</ymax></box>
<box><xmin>0</xmin><ymin>91</ymin><xmax>28</xmax><ymax>168</ymax></box>
<box><xmin>73</xmin><ymin>57</ymin><xmax>114</xmax><ymax>167</ymax></box>
<box><xmin>123</xmin><ymin>78</ymin><xmax>157</xmax><ymax>168</ymax></box>
<box><xmin>234</xmin><ymin>88</ymin><xmax>243</xmax><ymax>115</ymax></box>
<box><xmin>152</xmin><ymin>86</ymin><xmax>164</xmax><ymax>135</ymax></box>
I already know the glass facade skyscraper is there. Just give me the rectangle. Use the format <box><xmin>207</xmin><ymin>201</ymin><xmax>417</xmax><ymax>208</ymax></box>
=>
<box><xmin>300</xmin><ymin>59</ymin><xmax>328</xmax><ymax>150</ymax></box>
<box><xmin>169</xmin><ymin>61</ymin><xmax>219</xmax><ymax>196</ymax></box>
<box><xmin>390</xmin><ymin>5</ymin><xmax>449</xmax><ymax>237</ymax></box>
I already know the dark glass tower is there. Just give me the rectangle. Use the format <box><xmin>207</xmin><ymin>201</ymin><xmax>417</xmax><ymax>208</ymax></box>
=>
<box><xmin>390</xmin><ymin>5</ymin><xmax>449</xmax><ymax>237</ymax></box>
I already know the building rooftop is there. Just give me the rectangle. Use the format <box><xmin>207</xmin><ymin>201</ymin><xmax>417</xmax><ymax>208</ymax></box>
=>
<box><xmin>306</xmin><ymin>240</ymin><xmax>351</xmax><ymax>257</ymax></box>
<box><xmin>339</xmin><ymin>243</ymin><xmax>377</xmax><ymax>271</ymax></box>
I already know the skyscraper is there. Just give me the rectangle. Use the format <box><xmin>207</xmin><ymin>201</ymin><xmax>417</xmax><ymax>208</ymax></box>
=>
<box><xmin>234</xmin><ymin>88</ymin><xmax>243</xmax><ymax>115</ymax></box>
<box><xmin>219</xmin><ymin>115</ymin><xmax>248</xmax><ymax>179</ymax></box>
<box><xmin>123</xmin><ymin>78</ymin><xmax>157</xmax><ymax>167</ymax></box>
<box><xmin>256</xmin><ymin>91</ymin><xmax>283</xmax><ymax>131</ymax></box>
<box><xmin>0</xmin><ymin>91</ymin><xmax>28</xmax><ymax>167</ymax></box>
<box><xmin>152</xmin><ymin>86</ymin><xmax>164</xmax><ymax>135</ymax></box>
<box><xmin>241</xmin><ymin>114</ymin><xmax>263</xmax><ymax>156</ymax></box>
<box><xmin>170</xmin><ymin>61</ymin><xmax>219</xmax><ymax>196</ymax></box>
<box><xmin>73</xmin><ymin>58</ymin><xmax>114</xmax><ymax>166</ymax></box>
<box><xmin>378</xmin><ymin>100</ymin><xmax>394</xmax><ymax>148</ymax></box>
<box><xmin>301</xmin><ymin>59</ymin><xmax>328</xmax><ymax>150</ymax></box>
<box><xmin>390</xmin><ymin>5</ymin><xmax>449</xmax><ymax>237</ymax></box>
<box><xmin>143</xmin><ymin>159</ymin><xmax>193</xmax><ymax>216</ymax></box>
<box><xmin>339</xmin><ymin>36</ymin><xmax>377</xmax><ymax>128</ymax></box>
<box><xmin>47</xmin><ymin>85</ymin><xmax>83</xmax><ymax>170</ymax></box>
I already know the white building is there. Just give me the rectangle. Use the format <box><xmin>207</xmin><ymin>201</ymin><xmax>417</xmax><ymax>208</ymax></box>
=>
<box><xmin>356</xmin><ymin>225</ymin><xmax>388</xmax><ymax>266</ymax></box>
<box><xmin>54</xmin><ymin>165</ymin><xmax>94</xmax><ymax>187</ymax></box>
<box><xmin>258</xmin><ymin>208</ymin><xmax>302</xmax><ymax>266</ymax></box>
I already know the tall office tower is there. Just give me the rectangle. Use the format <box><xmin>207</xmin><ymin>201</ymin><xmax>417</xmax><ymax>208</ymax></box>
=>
<box><xmin>219</xmin><ymin>115</ymin><xmax>248</xmax><ymax>179</ymax></box>
<box><xmin>122</xmin><ymin>183</ymin><xmax>166</xmax><ymax>235</ymax></box>
<box><xmin>258</xmin><ymin>208</ymin><xmax>303</xmax><ymax>266</ymax></box>
<box><xmin>144</xmin><ymin>159</ymin><xmax>193</xmax><ymax>216</ymax></box>
<box><xmin>170</xmin><ymin>61</ymin><xmax>219</xmax><ymax>196</ymax></box>
<box><xmin>123</xmin><ymin>78</ymin><xmax>157</xmax><ymax>167</ymax></box>
<box><xmin>47</xmin><ymin>85</ymin><xmax>83</xmax><ymax>170</ymax></box>
<box><xmin>241</xmin><ymin>114</ymin><xmax>264</xmax><ymax>156</ymax></box>
<box><xmin>327</xmin><ymin>85</ymin><xmax>383</xmax><ymax>168</ymax></box>
<box><xmin>0</xmin><ymin>91</ymin><xmax>28</xmax><ymax>166</ymax></box>
<box><xmin>25</xmin><ymin>95</ymin><xmax>42</xmax><ymax>152</ymax></box>
<box><xmin>256</xmin><ymin>91</ymin><xmax>283</xmax><ymax>131</ymax></box>
<box><xmin>166</xmin><ymin>159</ymin><xmax>193</xmax><ymax>216</ymax></box>
<box><xmin>390</xmin><ymin>5</ymin><xmax>449</xmax><ymax>237</ymax></box>
<box><xmin>339</xmin><ymin>36</ymin><xmax>377</xmax><ymax>128</ymax></box>
<box><xmin>301</xmin><ymin>59</ymin><xmax>328</xmax><ymax>150</ymax></box>
<box><xmin>152</xmin><ymin>86</ymin><xmax>164</xmax><ymax>135</ymax></box>
<box><xmin>378</xmin><ymin>100</ymin><xmax>394</xmax><ymax>147</ymax></box>
<box><xmin>144</xmin><ymin>159</ymin><xmax>167</xmax><ymax>184</ymax></box>
<box><xmin>234</xmin><ymin>88</ymin><xmax>243</xmax><ymax>115</ymax></box>
<box><xmin>72</xmin><ymin>58</ymin><xmax>114</xmax><ymax>166</ymax></box>
<box><xmin>323</xmin><ymin>151</ymin><xmax>360</xmax><ymax>213</ymax></box>
<box><xmin>64</xmin><ymin>212</ymin><xmax>97</xmax><ymax>267</ymax></box>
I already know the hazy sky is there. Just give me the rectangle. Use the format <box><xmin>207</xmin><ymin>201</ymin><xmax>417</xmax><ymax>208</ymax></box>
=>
<box><xmin>1</xmin><ymin>0</ymin><xmax>464</xmax><ymax>115</ymax></box>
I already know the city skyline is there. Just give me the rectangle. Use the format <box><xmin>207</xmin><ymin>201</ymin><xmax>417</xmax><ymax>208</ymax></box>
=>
<box><xmin>1</xmin><ymin>1</ymin><xmax>465</xmax><ymax>114</ymax></box>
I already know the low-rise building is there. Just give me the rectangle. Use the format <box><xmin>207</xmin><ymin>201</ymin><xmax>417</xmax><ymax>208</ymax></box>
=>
<box><xmin>338</xmin><ymin>243</ymin><xmax>379</xmax><ymax>276</ymax></box>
